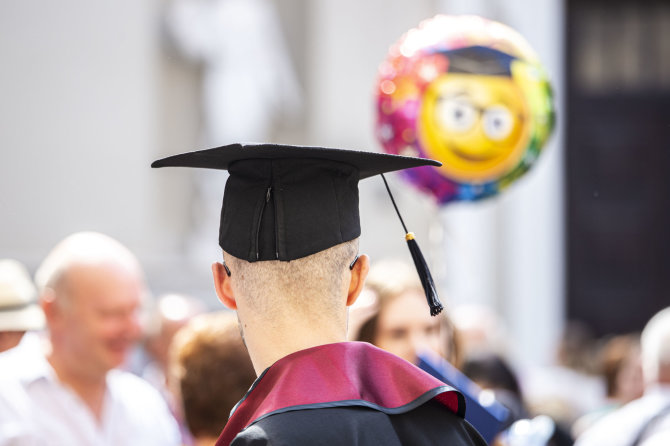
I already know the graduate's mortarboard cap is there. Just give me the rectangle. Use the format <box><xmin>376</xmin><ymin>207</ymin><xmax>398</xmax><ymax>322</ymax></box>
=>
<box><xmin>437</xmin><ymin>45</ymin><xmax>516</xmax><ymax>76</ymax></box>
<box><xmin>152</xmin><ymin>143</ymin><xmax>444</xmax><ymax>315</ymax></box>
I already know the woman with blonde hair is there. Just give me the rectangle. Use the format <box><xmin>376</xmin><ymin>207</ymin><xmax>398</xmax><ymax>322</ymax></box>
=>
<box><xmin>351</xmin><ymin>259</ymin><xmax>461</xmax><ymax>368</ymax></box>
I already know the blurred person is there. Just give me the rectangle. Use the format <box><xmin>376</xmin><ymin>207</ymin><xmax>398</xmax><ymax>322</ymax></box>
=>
<box><xmin>450</xmin><ymin>303</ymin><xmax>508</xmax><ymax>358</ymax></box>
<box><xmin>556</xmin><ymin>321</ymin><xmax>600</xmax><ymax>375</ymax></box>
<box><xmin>575</xmin><ymin>307</ymin><xmax>670</xmax><ymax>446</ymax></box>
<box><xmin>0</xmin><ymin>259</ymin><xmax>45</xmax><ymax>352</ymax></box>
<box><xmin>598</xmin><ymin>334</ymin><xmax>644</xmax><ymax>405</ymax></box>
<box><xmin>351</xmin><ymin>259</ymin><xmax>514</xmax><ymax>443</ymax></box>
<box><xmin>141</xmin><ymin>293</ymin><xmax>206</xmax><ymax>397</ymax></box>
<box><xmin>522</xmin><ymin>321</ymin><xmax>606</xmax><ymax>432</ymax></box>
<box><xmin>462</xmin><ymin>353</ymin><xmax>574</xmax><ymax>446</ymax></box>
<box><xmin>640</xmin><ymin>431</ymin><xmax>670</xmax><ymax>446</ymax></box>
<box><xmin>154</xmin><ymin>144</ymin><xmax>485</xmax><ymax>445</ymax></box>
<box><xmin>353</xmin><ymin>259</ymin><xmax>461</xmax><ymax>367</ymax></box>
<box><xmin>571</xmin><ymin>334</ymin><xmax>644</xmax><ymax>437</ymax></box>
<box><xmin>137</xmin><ymin>293</ymin><xmax>206</xmax><ymax>444</ymax></box>
<box><xmin>168</xmin><ymin>310</ymin><xmax>256</xmax><ymax>446</ymax></box>
<box><xmin>0</xmin><ymin>232</ymin><xmax>180</xmax><ymax>445</ymax></box>
<box><xmin>462</xmin><ymin>352</ymin><xmax>529</xmax><ymax>426</ymax></box>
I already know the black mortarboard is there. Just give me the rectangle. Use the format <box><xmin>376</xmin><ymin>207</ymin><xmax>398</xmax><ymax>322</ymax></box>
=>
<box><xmin>152</xmin><ymin>143</ymin><xmax>444</xmax><ymax>315</ymax></box>
<box><xmin>437</xmin><ymin>45</ymin><xmax>516</xmax><ymax>76</ymax></box>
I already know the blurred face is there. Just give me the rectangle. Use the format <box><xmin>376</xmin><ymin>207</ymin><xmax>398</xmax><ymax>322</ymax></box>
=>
<box><xmin>373</xmin><ymin>290</ymin><xmax>444</xmax><ymax>363</ymax></box>
<box><xmin>616</xmin><ymin>347</ymin><xmax>644</xmax><ymax>404</ymax></box>
<box><xmin>53</xmin><ymin>263</ymin><xmax>143</xmax><ymax>376</ymax></box>
<box><xmin>146</xmin><ymin>318</ymin><xmax>191</xmax><ymax>369</ymax></box>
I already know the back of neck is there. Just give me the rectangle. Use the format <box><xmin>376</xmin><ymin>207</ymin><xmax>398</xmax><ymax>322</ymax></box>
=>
<box><xmin>243</xmin><ymin>319</ymin><xmax>346</xmax><ymax>375</ymax></box>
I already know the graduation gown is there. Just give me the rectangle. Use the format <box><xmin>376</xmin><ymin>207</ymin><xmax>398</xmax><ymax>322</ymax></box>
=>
<box><xmin>216</xmin><ymin>342</ymin><xmax>486</xmax><ymax>446</ymax></box>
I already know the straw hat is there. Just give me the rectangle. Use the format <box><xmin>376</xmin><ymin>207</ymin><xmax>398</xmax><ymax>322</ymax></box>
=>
<box><xmin>0</xmin><ymin>259</ymin><xmax>45</xmax><ymax>331</ymax></box>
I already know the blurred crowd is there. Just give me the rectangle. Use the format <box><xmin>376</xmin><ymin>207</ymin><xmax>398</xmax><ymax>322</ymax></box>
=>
<box><xmin>1</xmin><ymin>231</ymin><xmax>669</xmax><ymax>445</ymax></box>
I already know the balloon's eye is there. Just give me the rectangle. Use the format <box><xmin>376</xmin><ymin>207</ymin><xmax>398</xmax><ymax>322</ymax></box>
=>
<box><xmin>436</xmin><ymin>99</ymin><xmax>477</xmax><ymax>133</ymax></box>
<box><xmin>482</xmin><ymin>106</ymin><xmax>514</xmax><ymax>140</ymax></box>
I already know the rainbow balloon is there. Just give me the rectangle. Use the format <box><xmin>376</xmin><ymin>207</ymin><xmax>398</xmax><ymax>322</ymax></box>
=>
<box><xmin>375</xmin><ymin>15</ymin><xmax>555</xmax><ymax>204</ymax></box>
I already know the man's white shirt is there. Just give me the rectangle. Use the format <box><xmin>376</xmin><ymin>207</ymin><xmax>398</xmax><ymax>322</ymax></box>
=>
<box><xmin>575</xmin><ymin>384</ymin><xmax>670</xmax><ymax>446</ymax></box>
<box><xmin>0</xmin><ymin>334</ymin><xmax>181</xmax><ymax>446</ymax></box>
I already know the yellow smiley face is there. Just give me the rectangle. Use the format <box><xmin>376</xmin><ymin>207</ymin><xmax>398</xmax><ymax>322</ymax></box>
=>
<box><xmin>418</xmin><ymin>73</ymin><xmax>530</xmax><ymax>183</ymax></box>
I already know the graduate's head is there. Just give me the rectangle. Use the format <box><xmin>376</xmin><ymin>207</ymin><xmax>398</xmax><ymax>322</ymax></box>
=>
<box><xmin>152</xmin><ymin>143</ymin><xmax>443</xmax><ymax>325</ymax></box>
<box><xmin>219</xmin><ymin>239</ymin><xmax>362</xmax><ymax>330</ymax></box>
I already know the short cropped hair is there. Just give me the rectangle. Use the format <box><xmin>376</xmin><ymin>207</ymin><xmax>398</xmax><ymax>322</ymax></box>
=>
<box><xmin>640</xmin><ymin>306</ymin><xmax>670</xmax><ymax>383</ymax></box>
<box><xmin>225</xmin><ymin>239</ymin><xmax>358</xmax><ymax>321</ymax></box>
<box><xmin>170</xmin><ymin>311</ymin><xmax>256</xmax><ymax>439</ymax></box>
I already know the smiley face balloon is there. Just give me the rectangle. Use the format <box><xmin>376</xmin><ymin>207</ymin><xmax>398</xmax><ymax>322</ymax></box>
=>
<box><xmin>376</xmin><ymin>15</ymin><xmax>555</xmax><ymax>203</ymax></box>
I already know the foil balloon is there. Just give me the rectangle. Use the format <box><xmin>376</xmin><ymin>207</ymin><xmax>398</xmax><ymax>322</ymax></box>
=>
<box><xmin>375</xmin><ymin>15</ymin><xmax>555</xmax><ymax>203</ymax></box>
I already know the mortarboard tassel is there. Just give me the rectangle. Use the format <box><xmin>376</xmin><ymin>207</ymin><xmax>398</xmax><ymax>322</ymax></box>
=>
<box><xmin>381</xmin><ymin>174</ymin><xmax>444</xmax><ymax>316</ymax></box>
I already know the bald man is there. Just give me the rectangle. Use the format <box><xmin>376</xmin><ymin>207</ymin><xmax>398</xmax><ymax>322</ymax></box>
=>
<box><xmin>0</xmin><ymin>232</ymin><xmax>180</xmax><ymax>446</ymax></box>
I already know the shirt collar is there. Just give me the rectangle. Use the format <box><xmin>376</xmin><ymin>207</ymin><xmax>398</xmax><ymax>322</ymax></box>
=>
<box><xmin>9</xmin><ymin>332</ymin><xmax>58</xmax><ymax>385</ymax></box>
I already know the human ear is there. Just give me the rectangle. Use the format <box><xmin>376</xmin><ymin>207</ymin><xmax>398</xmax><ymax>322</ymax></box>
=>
<box><xmin>40</xmin><ymin>287</ymin><xmax>58</xmax><ymax>322</ymax></box>
<box><xmin>212</xmin><ymin>262</ymin><xmax>237</xmax><ymax>310</ymax></box>
<box><xmin>346</xmin><ymin>254</ymin><xmax>370</xmax><ymax>306</ymax></box>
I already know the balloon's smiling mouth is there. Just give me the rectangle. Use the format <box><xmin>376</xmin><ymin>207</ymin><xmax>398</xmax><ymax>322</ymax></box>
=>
<box><xmin>448</xmin><ymin>143</ymin><xmax>499</xmax><ymax>162</ymax></box>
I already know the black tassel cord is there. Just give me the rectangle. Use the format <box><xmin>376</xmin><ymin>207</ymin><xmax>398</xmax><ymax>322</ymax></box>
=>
<box><xmin>381</xmin><ymin>174</ymin><xmax>444</xmax><ymax>316</ymax></box>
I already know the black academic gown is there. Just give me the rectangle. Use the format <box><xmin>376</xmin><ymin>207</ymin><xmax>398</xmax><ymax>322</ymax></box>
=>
<box><xmin>216</xmin><ymin>342</ymin><xmax>486</xmax><ymax>446</ymax></box>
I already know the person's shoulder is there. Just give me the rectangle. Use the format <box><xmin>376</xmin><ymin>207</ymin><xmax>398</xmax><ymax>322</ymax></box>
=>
<box><xmin>232</xmin><ymin>403</ymin><xmax>485</xmax><ymax>446</ymax></box>
<box><xmin>232</xmin><ymin>406</ymin><xmax>400</xmax><ymax>446</ymax></box>
<box><xmin>0</xmin><ymin>345</ymin><xmax>43</xmax><ymax>442</ymax></box>
<box><xmin>0</xmin><ymin>349</ymin><xmax>20</xmax><ymax>380</ymax></box>
<box><xmin>574</xmin><ymin>397</ymin><xmax>655</xmax><ymax>446</ymax></box>
<box><xmin>0</xmin><ymin>334</ymin><xmax>46</xmax><ymax>382</ymax></box>
<box><xmin>106</xmin><ymin>369</ymin><xmax>181</xmax><ymax>444</ymax></box>
<box><xmin>108</xmin><ymin>368</ymin><xmax>151</xmax><ymax>387</ymax></box>
<box><xmin>642</xmin><ymin>430</ymin><xmax>670</xmax><ymax>446</ymax></box>
<box><xmin>107</xmin><ymin>369</ymin><xmax>166</xmax><ymax>402</ymax></box>
<box><xmin>390</xmin><ymin>400</ymin><xmax>487</xmax><ymax>445</ymax></box>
